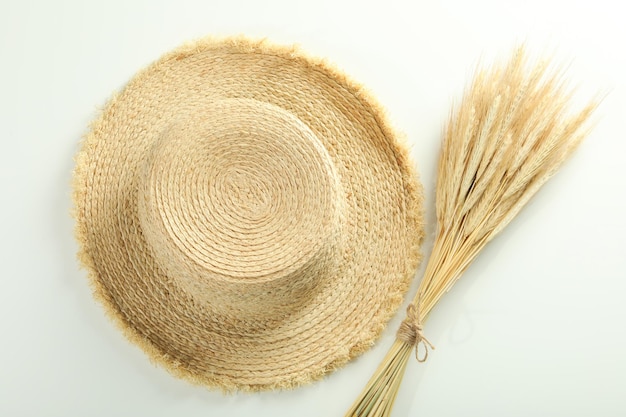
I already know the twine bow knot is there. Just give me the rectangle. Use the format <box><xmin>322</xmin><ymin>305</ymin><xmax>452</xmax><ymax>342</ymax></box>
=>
<box><xmin>396</xmin><ymin>302</ymin><xmax>435</xmax><ymax>362</ymax></box>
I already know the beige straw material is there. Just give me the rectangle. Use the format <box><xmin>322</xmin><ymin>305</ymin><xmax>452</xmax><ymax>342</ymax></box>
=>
<box><xmin>72</xmin><ymin>37</ymin><xmax>425</xmax><ymax>391</ymax></box>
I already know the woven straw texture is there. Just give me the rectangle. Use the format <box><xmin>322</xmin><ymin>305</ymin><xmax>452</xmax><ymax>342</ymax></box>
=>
<box><xmin>73</xmin><ymin>37</ymin><xmax>424</xmax><ymax>391</ymax></box>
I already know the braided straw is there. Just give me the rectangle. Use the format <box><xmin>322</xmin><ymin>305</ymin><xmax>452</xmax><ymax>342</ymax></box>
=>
<box><xmin>72</xmin><ymin>37</ymin><xmax>425</xmax><ymax>391</ymax></box>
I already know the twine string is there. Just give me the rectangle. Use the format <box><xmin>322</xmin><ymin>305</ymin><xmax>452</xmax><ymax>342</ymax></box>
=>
<box><xmin>396</xmin><ymin>301</ymin><xmax>434</xmax><ymax>362</ymax></box>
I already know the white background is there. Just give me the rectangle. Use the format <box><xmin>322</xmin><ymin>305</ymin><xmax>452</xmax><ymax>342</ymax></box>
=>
<box><xmin>1</xmin><ymin>0</ymin><xmax>625</xmax><ymax>416</ymax></box>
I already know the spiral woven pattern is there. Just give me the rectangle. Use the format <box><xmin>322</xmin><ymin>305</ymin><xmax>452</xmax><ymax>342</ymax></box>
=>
<box><xmin>73</xmin><ymin>37</ymin><xmax>424</xmax><ymax>390</ymax></box>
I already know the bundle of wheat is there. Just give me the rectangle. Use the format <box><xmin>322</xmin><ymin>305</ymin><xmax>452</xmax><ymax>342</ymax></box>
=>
<box><xmin>346</xmin><ymin>47</ymin><xmax>597</xmax><ymax>417</ymax></box>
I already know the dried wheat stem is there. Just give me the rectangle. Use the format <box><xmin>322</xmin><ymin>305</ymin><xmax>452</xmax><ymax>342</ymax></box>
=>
<box><xmin>345</xmin><ymin>340</ymin><xmax>413</xmax><ymax>417</ymax></box>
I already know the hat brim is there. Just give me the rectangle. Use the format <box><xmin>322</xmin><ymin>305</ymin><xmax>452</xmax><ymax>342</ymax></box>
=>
<box><xmin>73</xmin><ymin>37</ymin><xmax>424</xmax><ymax>391</ymax></box>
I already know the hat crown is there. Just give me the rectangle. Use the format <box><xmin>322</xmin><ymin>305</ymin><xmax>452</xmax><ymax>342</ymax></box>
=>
<box><xmin>137</xmin><ymin>99</ymin><xmax>344</xmax><ymax>317</ymax></box>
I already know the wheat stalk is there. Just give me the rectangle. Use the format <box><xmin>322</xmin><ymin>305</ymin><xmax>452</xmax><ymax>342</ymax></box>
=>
<box><xmin>345</xmin><ymin>47</ymin><xmax>597</xmax><ymax>417</ymax></box>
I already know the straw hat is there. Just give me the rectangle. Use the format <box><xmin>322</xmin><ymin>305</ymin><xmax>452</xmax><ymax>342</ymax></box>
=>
<box><xmin>73</xmin><ymin>37</ymin><xmax>424</xmax><ymax>391</ymax></box>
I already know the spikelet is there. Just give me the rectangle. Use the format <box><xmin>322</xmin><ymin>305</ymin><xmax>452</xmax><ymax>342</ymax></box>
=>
<box><xmin>345</xmin><ymin>46</ymin><xmax>597</xmax><ymax>417</ymax></box>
